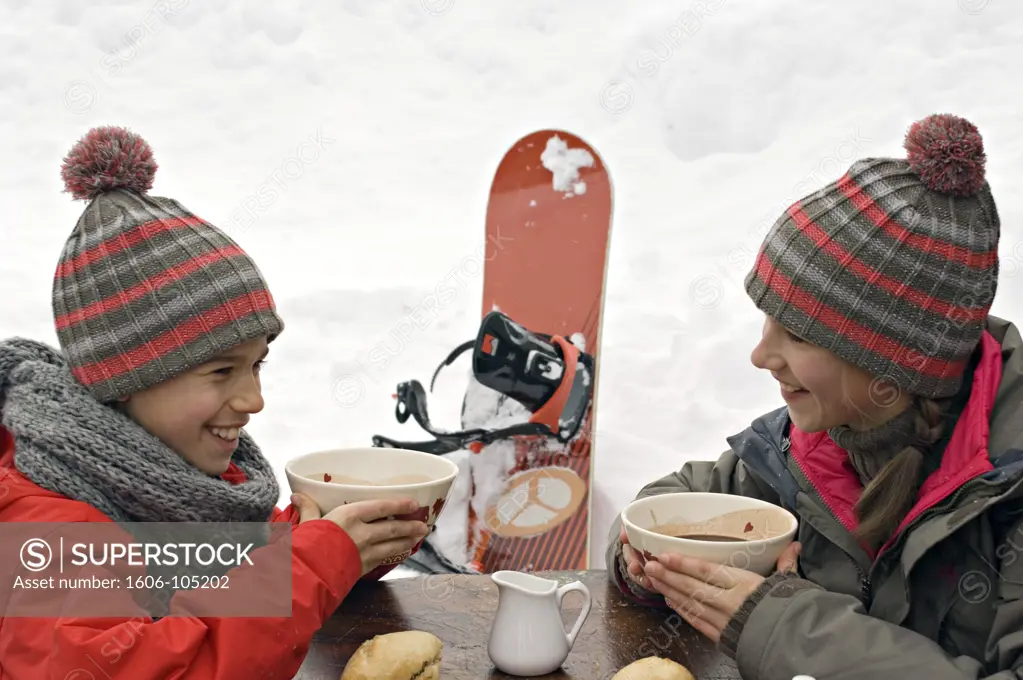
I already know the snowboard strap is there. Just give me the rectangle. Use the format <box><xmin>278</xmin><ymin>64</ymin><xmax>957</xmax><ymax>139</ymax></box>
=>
<box><xmin>371</xmin><ymin>311</ymin><xmax>594</xmax><ymax>455</ymax></box>
<box><xmin>528</xmin><ymin>335</ymin><xmax>579</xmax><ymax>436</ymax></box>
<box><xmin>370</xmin><ymin>377</ymin><xmax>553</xmax><ymax>453</ymax></box>
<box><xmin>429</xmin><ymin>339</ymin><xmax>475</xmax><ymax>392</ymax></box>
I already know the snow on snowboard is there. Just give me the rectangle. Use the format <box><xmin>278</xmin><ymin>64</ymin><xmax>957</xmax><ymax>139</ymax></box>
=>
<box><xmin>373</xmin><ymin>129</ymin><xmax>613</xmax><ymax>573</ymax></box>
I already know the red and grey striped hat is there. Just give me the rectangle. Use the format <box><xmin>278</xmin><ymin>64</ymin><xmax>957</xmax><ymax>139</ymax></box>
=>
<box><xmin>54</xmin><ymin>126</ymin><xmax>285</xmax><ymax>403</ymax></box>
<box><xmin>745</xmin><ymin>113</ymin><xmax>1000</xmax><ymax>399</ymax></box>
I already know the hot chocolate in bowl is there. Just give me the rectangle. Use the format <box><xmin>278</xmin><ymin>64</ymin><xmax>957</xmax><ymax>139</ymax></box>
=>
<box><xmin>284</xmin><ymin>447</ymin><xmax>459</xmax><ymax>580</ymax></box>
<box><xmin>621</xmin><ymin>492</ymin><xmax>798</xmax><ymax>575</ymax></box>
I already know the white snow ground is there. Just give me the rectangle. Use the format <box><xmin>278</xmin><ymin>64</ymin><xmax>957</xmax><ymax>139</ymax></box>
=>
<box><xmin>2</xmin><ymin>0</ymin><xmax>1023</xmax><ymax>576</ymax></box>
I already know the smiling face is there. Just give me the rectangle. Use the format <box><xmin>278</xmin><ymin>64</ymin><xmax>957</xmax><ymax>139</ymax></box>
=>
<box><xmin>749</xmin><ymin>316</ymin><xmax>910</xmax><ymax>432</ymax></box>
<box><xmin>119</xmin><ymin>336</ymin><xmax>270</xmax><ymax>475</ymax></box>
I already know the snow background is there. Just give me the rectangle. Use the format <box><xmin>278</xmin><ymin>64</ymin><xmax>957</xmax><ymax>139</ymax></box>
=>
<box><xmin>2</xmin><ymin>0</ymin><xmax>1022</xmax><ymax>575</ymax></box>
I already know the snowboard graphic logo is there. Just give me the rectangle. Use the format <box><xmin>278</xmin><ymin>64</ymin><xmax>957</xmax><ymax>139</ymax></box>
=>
<box><xmin>484</xmin><ymin>466</ymin><xmax>588</xmax><ymax>539</ymax></box>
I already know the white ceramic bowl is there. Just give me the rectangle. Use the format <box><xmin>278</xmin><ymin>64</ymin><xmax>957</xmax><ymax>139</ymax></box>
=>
<box><xmin>285</xmin><ymin>447</ymin><xmax>460</xmax><ymax>579</ymax></box>
<box><xmin>621</xmin><ymin>492</ymin><xmax>798</xmax><ymax>575</ymax></box>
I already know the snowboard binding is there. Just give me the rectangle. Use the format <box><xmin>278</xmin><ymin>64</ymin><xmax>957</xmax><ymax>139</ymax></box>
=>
<box><xmin>371</xmin><ymin>311</ymin><xmax>595</xmax><ymax>455</ymax></box>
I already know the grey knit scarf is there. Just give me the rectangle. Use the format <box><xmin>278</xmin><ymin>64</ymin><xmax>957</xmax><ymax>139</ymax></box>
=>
<box><xmin>828</xmin><ymin>404</ymin><xmax>926</xmax><ymax>486</ymax></box>
<box><xmin>0</xmin><ymin>337</ymin><xmax>280</xmax><ymax>524</ymax></box>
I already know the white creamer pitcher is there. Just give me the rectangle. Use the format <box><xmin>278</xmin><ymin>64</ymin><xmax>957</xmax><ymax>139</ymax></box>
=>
<box><xmin>487</xmin><ymin>570</ymin><xmax>592</xmax><ymax>676</ymax></box>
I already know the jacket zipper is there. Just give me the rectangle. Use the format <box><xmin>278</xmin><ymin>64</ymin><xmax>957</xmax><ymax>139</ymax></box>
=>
<box><xmin>786</xmin><ymin>437</ymin><xmax>873</xmax><ymax>604</ymax></box>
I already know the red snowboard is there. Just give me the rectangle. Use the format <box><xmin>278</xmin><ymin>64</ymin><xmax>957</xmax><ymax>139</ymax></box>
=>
<box><xmin>466</xmin><ymin>130</ymin><xmax>614</xmax><ymax>572</ymax></box>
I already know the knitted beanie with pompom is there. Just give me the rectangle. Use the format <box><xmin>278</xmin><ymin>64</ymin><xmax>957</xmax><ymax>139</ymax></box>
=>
<box><xmin>745</xmin><ymin>113</ymin><xmax>1000</xmax><ymax>399</ymax></box>
<box><xmin>54</xmin><ymin>126</ymin><xmax>285</xmax><ymax>402</ymax></box>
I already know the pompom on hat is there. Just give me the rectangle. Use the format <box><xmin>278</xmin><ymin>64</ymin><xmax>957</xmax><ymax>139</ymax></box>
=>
<box><xmin>745</xmin><ymin>113</ymin><xmax>1000</xmax><ymax>399</ymax></box>
<box><xmin>54</xmin><ymin>126</ymin><xmax>284</xmax><ymax>402</ymax></box>
<box><xmin>60</xmin><ymin>126</ymin><xmax>158</xmax><ymax>200</ymax></box>
<box><xmin>904</xmin><ymin>113</ymin><xmax>986</xmax><ymax>196</ymax></box>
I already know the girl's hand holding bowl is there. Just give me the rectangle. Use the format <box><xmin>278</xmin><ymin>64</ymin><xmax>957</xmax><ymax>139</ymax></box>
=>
<box><xmin>619</xmin><ymin>525</ymin><xmax>653</xmax><ymax>590</ymax></box>
<box><xmin>620</xmin><ymin>492</ymin><xmax>801</xmax><ymax>642</ymax></box>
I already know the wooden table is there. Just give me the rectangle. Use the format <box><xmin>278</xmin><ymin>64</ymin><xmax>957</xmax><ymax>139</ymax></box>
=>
<box><xmin>298</xmin><ymin>570</ymin><xmax>741</xmax><ymax>679</ymax></box>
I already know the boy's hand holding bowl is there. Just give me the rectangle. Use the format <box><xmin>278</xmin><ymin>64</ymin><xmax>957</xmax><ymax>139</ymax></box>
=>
<box><xmin>286</xmin><ymin>447</ymin><xmax>459</xmax><ymax>580</ymax></box>
<box><xmin>620</xmin><ymin>492</ymin><xmax>800</xmax><ymax>642</ymax></box>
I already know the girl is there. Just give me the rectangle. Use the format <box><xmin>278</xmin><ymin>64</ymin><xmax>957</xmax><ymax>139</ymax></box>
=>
<box><xmin>0</xmin><ymin>126</ymin><xmax>429</xmax><ymax>679</ymax></box>
<box><xmin>607</xmin><ymin>113</ymin><xmax>1023</xmax><ymax>680</ymax></box>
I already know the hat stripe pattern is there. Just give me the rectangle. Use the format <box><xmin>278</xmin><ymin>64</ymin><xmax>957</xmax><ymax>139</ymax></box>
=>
<box><xmin>57</xmin><ymin>236</ymin><xmax>278</xmax><ymax>363</ymax></box>
<box><xmin>71</xmin><ymin>290</ymin><xmax>277</xmax><ymax>388</ymax></box>
<box><xmin>59</xmin><ymin>258</ymin><xmax>276</xmax><ymax>363</ymax></box>
<box><xmin>762</xmin><ymin>241</ymin><xmax>978</xmax><ymax>361</ymax></box>
<box><xmin>745</xmin><ymin>114</ymin><xmax>999</xmax><ymax>399</ymax></box>
<box><xmin>56</xmin><ymin>214</ymin><xmax>205</xmax><ymax>279</ymax></box>
<box><xmin>786</xmin><ymin>204</ymin><xmax>989</xmax><ymax>323</ymax></box>
<box><xmin>54</xmin><ymin>227</ymin><xmax>238</xmax><ymax>307</ymax></box>
<box><xmin>749</xmin><ymin>255</ymin><xmax>967</xmax><ymax>379</ymax></box>
<box><xmin>55</xmin><ymin>244</ymin><xmax>246</xmax><ymax>330</ymax></box>
<box><xmin>836</xmin><ymin>174</ymin><xmax>997</xmax><ymax>269</ymax></box>
<box><xmin>795</xmin><ymin>189</ymin><xmax>986</xmax><ymax>298</ymax></box>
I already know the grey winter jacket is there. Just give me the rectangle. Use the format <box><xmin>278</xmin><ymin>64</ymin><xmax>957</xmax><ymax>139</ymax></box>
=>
<box><xmin>606</xmin><ymin>316</ymin><xmax>1023</xmax><ymax>680</ymax></box>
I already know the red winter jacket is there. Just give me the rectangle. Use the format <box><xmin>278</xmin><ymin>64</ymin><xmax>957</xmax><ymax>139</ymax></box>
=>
<box><xmin>0</xmin><ymin>426</ymin><xmax>363</xmax><ymax>680</ymax></box>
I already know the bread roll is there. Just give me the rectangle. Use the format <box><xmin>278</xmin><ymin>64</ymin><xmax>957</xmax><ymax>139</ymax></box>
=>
<box><xmin>340</xmin><ymin>630</ymin><xmax>443</xmax><ymax>680</ymax></box>
<box><xmin>611</xmin><ymin>656</ymin><xmax>696</xmax><ymax>680</ymax></box>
